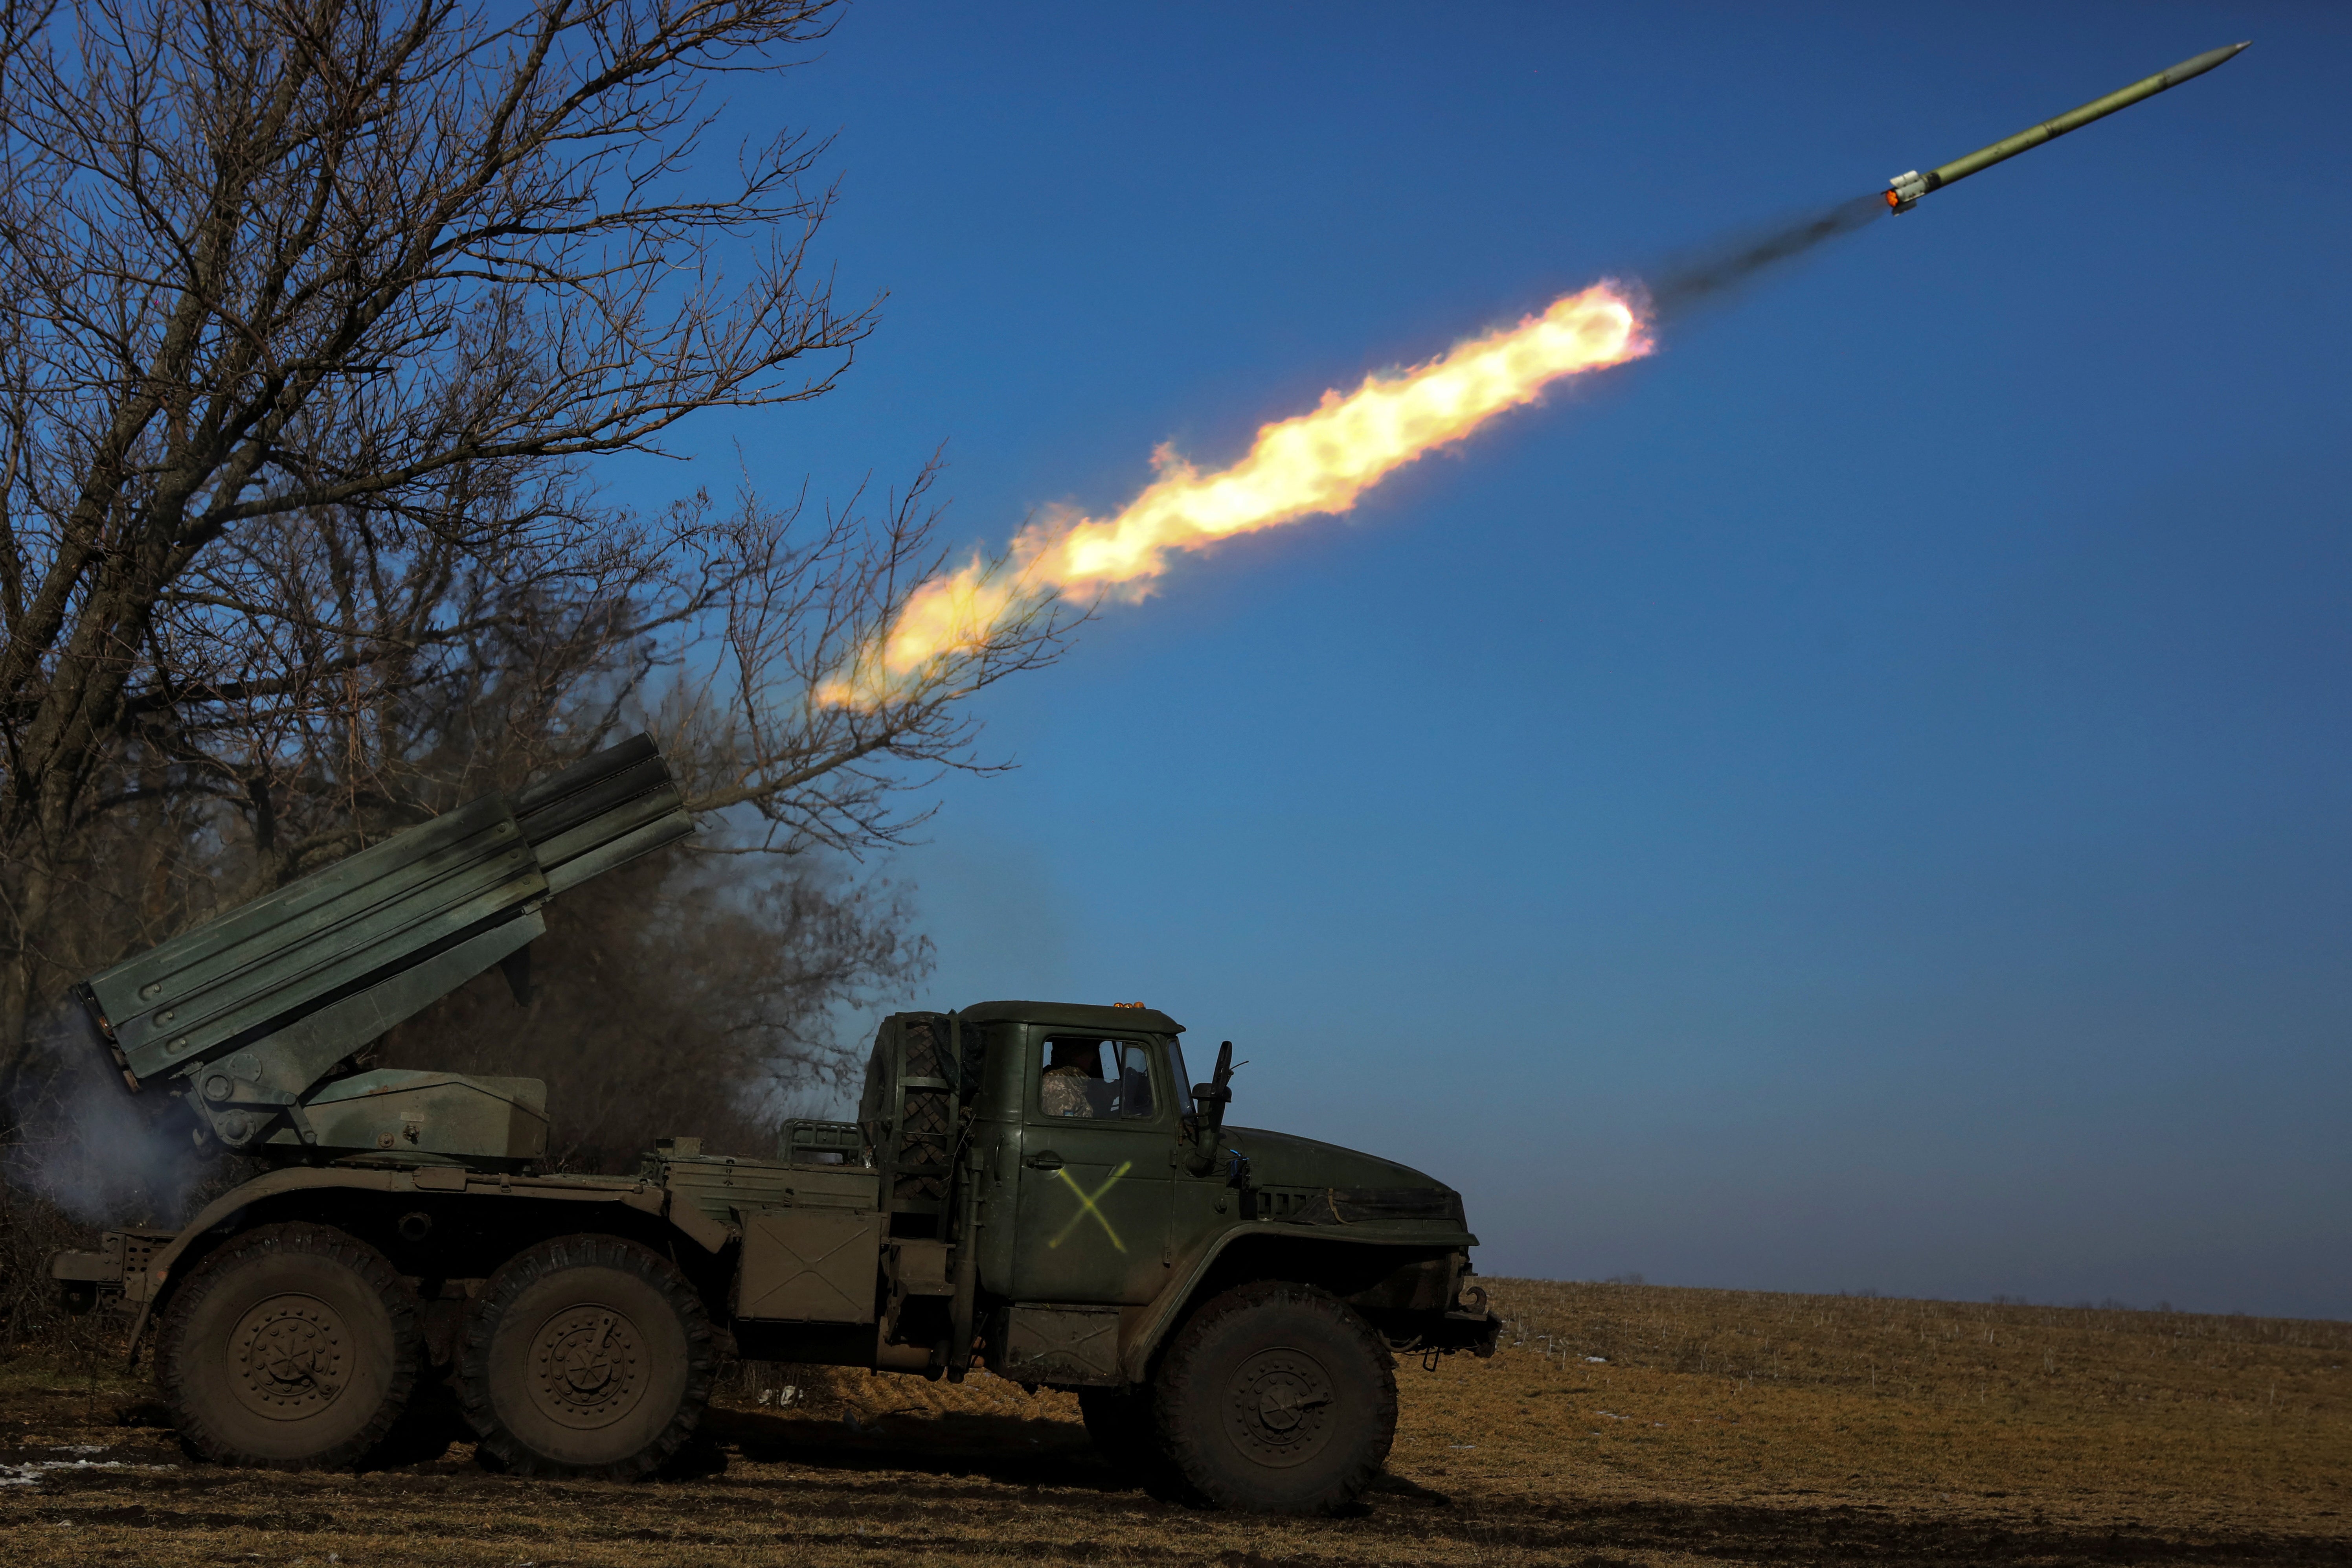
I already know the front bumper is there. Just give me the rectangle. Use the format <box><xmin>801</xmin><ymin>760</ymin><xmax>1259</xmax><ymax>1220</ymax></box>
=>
<box><xmin>1428</xmin><ymin>1303</ymin><xmax>1503</xmax><ymax>1358</ymax></box>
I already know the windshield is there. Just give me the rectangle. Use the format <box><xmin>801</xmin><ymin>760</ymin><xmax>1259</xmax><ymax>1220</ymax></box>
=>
<box><xmin>1166</xmin><ymin>1037</ymin><xmax>1192</xmax><ymax>1118</ymax></box>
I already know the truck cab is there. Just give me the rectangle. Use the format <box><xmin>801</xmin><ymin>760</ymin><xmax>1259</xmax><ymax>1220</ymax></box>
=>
<box><xmin>762</xmin><ymin>1000</ymin><xmax>1495</xmax><ymax>1511</ymax></box>
<box><xmin>847</xmin><ymin>1003</ymin><xmax>1490</xmax><ymax>1385</ymax></box>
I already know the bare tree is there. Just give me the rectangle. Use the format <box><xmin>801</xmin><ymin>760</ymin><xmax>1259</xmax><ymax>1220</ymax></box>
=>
<box><xmin>383</xmin><ymin>846</ymin><xmax>931</xmax><ymax>1171</ymax></box>
<box><xmin>0</xmin><ymin>0</ymin><xmax>1071</xmax><ymax>1100</ymax></box>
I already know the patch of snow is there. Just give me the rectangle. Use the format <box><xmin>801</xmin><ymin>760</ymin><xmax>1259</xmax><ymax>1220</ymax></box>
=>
<box><xmin>1</xmin><ymin>1457</ymin><xmax>170</xmax><ymax>1486</ymax></box>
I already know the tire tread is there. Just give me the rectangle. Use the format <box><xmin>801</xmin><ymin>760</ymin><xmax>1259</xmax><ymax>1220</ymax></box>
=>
<box><xmin>156</xmin><ymin>1221</ymin><xmax>420</xmax><ymax>1470</ymax></box>
<box><xmin>1152</xmin><ymin>1279</ymin><xmax>1396</xmax><ymax>1514</ymax></box>
<box><xmin>458</xmin><ymin>1233</ymin><xmax>713</xmax><ymax>1480</ymax></box>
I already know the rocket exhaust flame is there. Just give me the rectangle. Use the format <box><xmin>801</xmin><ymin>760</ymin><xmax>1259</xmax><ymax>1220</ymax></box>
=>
<box><xmin>819</xmin><ymin>283</ymin><xmax>1650</xmax><ymax>708</ymax></box>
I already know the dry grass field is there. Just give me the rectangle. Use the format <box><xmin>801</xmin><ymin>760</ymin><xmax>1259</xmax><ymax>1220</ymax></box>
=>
<box><xmin>3</xmin><ymin>1278</ymin><xmax>2346</xmax><ymax>1566</ymax></box>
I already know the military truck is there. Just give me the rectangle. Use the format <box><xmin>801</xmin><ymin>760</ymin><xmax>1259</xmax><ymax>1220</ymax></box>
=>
<box><xmin>49</xmin><ymin>739</ymin><xmax>1499</xmax><ymax>1514</ymax></box>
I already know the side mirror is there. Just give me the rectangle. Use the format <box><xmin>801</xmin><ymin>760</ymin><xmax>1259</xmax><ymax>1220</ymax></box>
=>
<box><xmin>1202</xmin><ymin>1039</ymin><xmax>1238</xmax><ymax>1134</ymax></box>
<box><xmin>1187</xmin><ymin>1040</ymin><xmax>1238</xmax><ymax>1175</ymax></box>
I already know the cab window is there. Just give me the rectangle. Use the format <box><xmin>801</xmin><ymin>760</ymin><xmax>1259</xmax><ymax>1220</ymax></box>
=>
<box><xmin>1037</xmin><ymin>1035</ymin><xmax>1156</xmax><ymax>1119</ymax></box>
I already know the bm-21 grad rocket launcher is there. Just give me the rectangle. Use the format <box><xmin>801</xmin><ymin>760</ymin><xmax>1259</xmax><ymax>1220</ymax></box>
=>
<box><xmin>1885</xmin><ymin>42</ymin><xmax>2249</xmax><ymax>214</ymax></box>
<box><xmin>73</xmin><ymin>735</ymin><xmax>692</xmax><ymax>1165</ymax></box>
<box><xmin>50</xmin><ymin>743</ymin><xmax>1497</xmax><ymax>1503</ymax></box>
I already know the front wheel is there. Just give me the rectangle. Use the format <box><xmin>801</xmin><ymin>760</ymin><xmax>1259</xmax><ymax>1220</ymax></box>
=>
<box><xmin>1152</xmin><ymin>1280</ymin><xmax>1396</xmax><ymax>1514</ymax></box>
<box><xmin>458</xmin><ymin>1234</ymin><xmax>713</xmax><ymax>1479</ymax></box>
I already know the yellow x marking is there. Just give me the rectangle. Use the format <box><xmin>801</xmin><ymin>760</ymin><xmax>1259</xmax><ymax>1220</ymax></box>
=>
<box><xmin>1047</xmin><ymin>1161</ymin><xmax>1133</xmax><ymax>1252</ymax></box>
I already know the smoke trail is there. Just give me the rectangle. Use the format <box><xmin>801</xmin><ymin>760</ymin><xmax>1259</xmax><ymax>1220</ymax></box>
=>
<box><xmin>1643</xmin><ymin>193</ymin><xmax>1887</xmax><ymax>322</ymax></box>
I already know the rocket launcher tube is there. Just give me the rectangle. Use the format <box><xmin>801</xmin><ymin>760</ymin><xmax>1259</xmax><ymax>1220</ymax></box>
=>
<box><xmin>76</xmin><ymin>735</ymin><xmax>693</xmax><ymax>1156</ymax></box>
<box><xmin>1885</xmin><ymin>42</ymin><xmax>2249</xmax><ymax>212</ymax></box>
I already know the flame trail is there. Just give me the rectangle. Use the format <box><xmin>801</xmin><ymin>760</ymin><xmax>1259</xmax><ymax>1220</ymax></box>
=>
<box><xmin>819</xmin><ymin>281</ymin><xmax>1650</xmax><ymax>708</ymax></box>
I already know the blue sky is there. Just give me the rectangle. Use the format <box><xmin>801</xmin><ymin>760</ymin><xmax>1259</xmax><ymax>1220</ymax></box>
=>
<box><xmin>638</xmin><ymin>2</ymin><xmax>2350</xmax><ymax>1317</ymax></box>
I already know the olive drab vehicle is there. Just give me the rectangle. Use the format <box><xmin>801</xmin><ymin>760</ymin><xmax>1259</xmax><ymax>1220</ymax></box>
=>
<box><xmin>48</xmin><ymin>738</ymin><xmax>1501</xmax><ymax>1514</ymax></box>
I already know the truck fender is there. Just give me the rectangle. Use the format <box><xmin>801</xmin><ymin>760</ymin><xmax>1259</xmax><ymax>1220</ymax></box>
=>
<box><xmin>1117</xmin><ymin>1224</ymin><xmax>1463</xmax><ymax>1384</ymax></box>
<box><xmin>140</xmin><ymin>1167</ymin><xmax>411</xmax><ymax>1296</ymax></box>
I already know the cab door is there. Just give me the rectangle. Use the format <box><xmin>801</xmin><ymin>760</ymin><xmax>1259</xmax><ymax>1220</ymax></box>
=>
<box><xmin>1012</xmin><ymin>1030</ymin><xmax>1174</xmax><ymax>1305</ymax></box>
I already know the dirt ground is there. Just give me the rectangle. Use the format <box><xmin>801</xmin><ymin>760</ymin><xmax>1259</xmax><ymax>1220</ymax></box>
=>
<box><xmin>2</xmin><ymin>1279</ymin><xmax>2346</xmax><ymax>1566</ymax></box>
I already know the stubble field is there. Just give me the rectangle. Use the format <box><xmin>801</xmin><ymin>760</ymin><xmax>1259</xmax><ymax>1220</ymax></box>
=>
<box><xmin>2</xmin><ymin>1279</ymin><xmax>2346</xmax><ymax>1567</ymax></box>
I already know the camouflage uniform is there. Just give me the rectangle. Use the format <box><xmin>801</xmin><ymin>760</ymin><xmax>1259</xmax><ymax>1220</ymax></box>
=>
<box><xmin>1040</xmin><ymin>1063</ymin><xmax>1097</xmax><ymax>1117</ymax></box>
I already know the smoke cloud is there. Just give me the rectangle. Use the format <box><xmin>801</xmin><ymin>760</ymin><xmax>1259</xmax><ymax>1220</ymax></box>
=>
<box><xmin>6</xmin><ymin>1007</ymin><xmax>209</xmax><ymax>1227</ymax></box>
<box><xmin>1642</xmin><ymin>193</ymin><xmax>1888</xmax><ymax>323</ymax></box>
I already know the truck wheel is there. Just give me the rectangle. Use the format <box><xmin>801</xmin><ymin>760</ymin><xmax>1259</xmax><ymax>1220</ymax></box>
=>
<box><xmin>1077</xmin><ymin>1385</ymin><xmax>1169</xmax><ymax>1483</ymax></box>
<box><xmin>459</xmin><ymin>1234</ymin><xmax>713</xmax><ymax>1479</ymax></box>
<box><xmin>1152</xmin><ymin>1281</ymin><xmax>1396</xmax><ymax>1514</ymax></box>
<box><xmin>156</xmin><ymin>1222</ymin><xmax>420</xmax><ymax>1469</ymax></box>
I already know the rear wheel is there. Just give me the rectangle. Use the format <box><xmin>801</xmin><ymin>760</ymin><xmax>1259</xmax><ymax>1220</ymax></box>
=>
<box><xmin>1153</xmin><ymin>1281</ymin><xmax>1396</xmax><ymax>1514</ymax></box>
<box><xmin>156</xmin><ymin>1222</ymin><xmax>420</xmax><ymax>1469</ymax></box>
<box><xmin>458</xmin><ymin>1234</ymin><xmax>713</xmax><ymax>1479</ymax></box>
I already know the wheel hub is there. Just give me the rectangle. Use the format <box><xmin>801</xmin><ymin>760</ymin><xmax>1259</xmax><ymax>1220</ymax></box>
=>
<box><xmin>1223</xmin><ymin>1348</ymin><xmax>1334</xmax><ymax>1467</ymax></box>
<box><xmin>229</xmin><ymin>1294</ymin><xmax>349</xmax><ymax>1421</ymax></box>
<box><xmin>529</xmin><ymin>1305</ymin><xmax>645</xmax><ymax>1428</ymax></box>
